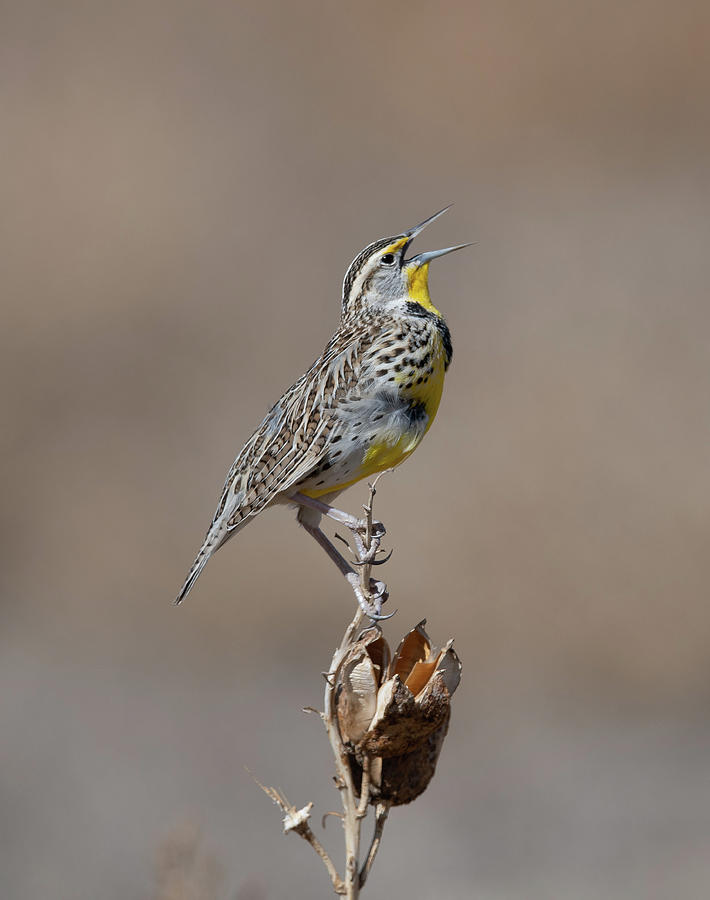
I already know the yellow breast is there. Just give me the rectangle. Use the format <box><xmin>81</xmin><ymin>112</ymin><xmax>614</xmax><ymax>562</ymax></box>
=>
<box><xmin>300</xmin><ymin>317</ymin><xmax>449</xmax><ymax>498</ymax></box>
<box><xmin>358</xmin><ymin>334</ymin><xmax>447</xmax><ymax>476</ymax></box>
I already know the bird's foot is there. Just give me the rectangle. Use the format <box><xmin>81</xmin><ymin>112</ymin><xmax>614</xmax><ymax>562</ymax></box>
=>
<box><xmin>347</xmin><ymin>574</ymin><xmax>395</xmax><ymax>622</ymax></box>
<box><xmin>348</xmin><ymin>520</ymin><xmax>386</xmax><ymax>561</ymax></box>
<box><xmin>351</xmin><ymin>547</ymin><xmax>393</xmax><ymax>567</ymax></box>
<box><xmin>353</xmin><ymin>519</ymin><xmax>386</xmax><ymax>539</ymax></box>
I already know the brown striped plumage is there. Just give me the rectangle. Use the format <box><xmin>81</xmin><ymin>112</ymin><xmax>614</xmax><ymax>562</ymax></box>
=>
<box><xmin>176</xmin><ymin>209</ymin><xmax>467</xmax><ymax>608</ymax></box>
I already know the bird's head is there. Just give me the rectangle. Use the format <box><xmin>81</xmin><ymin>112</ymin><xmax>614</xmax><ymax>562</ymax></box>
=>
<box><xmin>341</xmin><ymin>207</ymin><xmax>470</xmax><ymax>319</ymax></box>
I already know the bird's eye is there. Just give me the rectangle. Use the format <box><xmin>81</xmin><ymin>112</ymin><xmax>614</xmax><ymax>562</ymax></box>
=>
<box><xmin>381</xmin><ymin>253</ymin><xmax>395</xmax><ymax>266</ymax></box>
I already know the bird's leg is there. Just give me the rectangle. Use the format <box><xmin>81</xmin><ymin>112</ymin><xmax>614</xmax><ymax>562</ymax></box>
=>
<box><xmin>297</xmin><ymin>508</ymin><xmax>392</xmax><ymax>621</ymax></box>
<box><xmin>291</xmin><ymin>492</ymin><xmax>386</xmax><ymax>543</ymax></box>
<box><xmin>300</xmin><ymin>520</ymin><xmax>390</xmax><ymax>620</ymax></box>
<box><xmin>294</xmin><ymin>492</ymin><xmax>383</xmax><ymax>567</ymax></box>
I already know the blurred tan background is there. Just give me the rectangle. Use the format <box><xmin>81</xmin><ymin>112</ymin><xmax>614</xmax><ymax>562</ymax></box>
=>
<box><xmin>2</xmin><ymin>1</ymin><xmax>710</xmax><ymax>897</ymax></box>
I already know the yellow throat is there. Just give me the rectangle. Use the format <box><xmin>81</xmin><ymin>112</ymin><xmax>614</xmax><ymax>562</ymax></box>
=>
<box><xmin>407</xmin><ymin>262</ymin><xmax>440</xmax><ymax>315</ymax></box>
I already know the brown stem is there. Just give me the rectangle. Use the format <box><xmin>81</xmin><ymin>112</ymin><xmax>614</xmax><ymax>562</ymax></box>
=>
<box><xmin>298</xmin><ymin>821</ymin><xmax>345</xmax><ymax>894</ymax></box>
<box><xmin>260</xmin><ymin>478</ymin><xmax>392</xmax><ymax>897</ymax></box>
<box><xmin>252</xmin><ymin>781</ymin><xmax>345</xmax><ymax>894</ymax></box>
<box><xmin>324</xmin><ymin>607</ymin><xmax>364</xmax><ymax>898</ymax></box>
<box><xmin>359</xmin><ymin>802</ymin><xmax>390</xmax><ymax>890</ymax></box>
<box><xmin>323</xmin><ymin>477</ymin><xmax>390</xmax><ymax>897</ymax></box>
<box><xmin>356</xmin><ymin>757</ymin><xmax>371</xmax><ymax>819</ymax></box>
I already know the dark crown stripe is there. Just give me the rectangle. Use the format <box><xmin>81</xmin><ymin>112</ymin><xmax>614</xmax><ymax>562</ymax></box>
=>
<box><xmin>342</xmin><ymin>236</ymin><xmax>397</xmax><ymax>310</ymax></box>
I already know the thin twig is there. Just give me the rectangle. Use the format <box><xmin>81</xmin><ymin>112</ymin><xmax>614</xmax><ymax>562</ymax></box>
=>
<box><xmin>359</xmin><ymin>802</ymin><xmax>390</xmax><ymax>890</ymax></box>
<box><xmin>250</xmin><ymin>777</ymin><xmax>345</xmax><ymax>894</ymax></box>
<box><xmin>258</xmin><ymin>477</ymin><xmax>393</xmax><ymax>898</ymax></box>
<box><xmin>323</xmin><ymin>607</ymin><xmax>363</xmax><ymax>898</ymax></box>
<box><xmin>356</xmin><ymin>757</ymin><xmax>370</xmax><ymax>819</ymax></box>
<box><xmin>322</xmin><ymin>811</ymin><xmax>344</xmax><ymax>828</ymax></box>
<box><xmin>321</xmin><ymin>478</ymin><xmax>391</xmax><ymax>898</ymax></box>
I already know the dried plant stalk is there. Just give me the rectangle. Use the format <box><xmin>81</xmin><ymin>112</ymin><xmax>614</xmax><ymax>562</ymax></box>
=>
<box><xmin>257</xmin><ymin>475</ymin><xmax>461</xmax><ymax>897</ymax></box>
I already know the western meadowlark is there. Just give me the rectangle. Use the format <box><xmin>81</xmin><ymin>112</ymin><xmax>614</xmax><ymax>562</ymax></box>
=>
<box><xmin>176</xmin><ymin>207</ymin><xmax>469</xmax><ymax>618</ymax></box>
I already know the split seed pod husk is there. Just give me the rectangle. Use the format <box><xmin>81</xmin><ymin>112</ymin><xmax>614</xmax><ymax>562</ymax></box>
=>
<box><xmin>336</xmin><ymin>621</ymin><xmax>461</xmax><ymax>805</ymax></box>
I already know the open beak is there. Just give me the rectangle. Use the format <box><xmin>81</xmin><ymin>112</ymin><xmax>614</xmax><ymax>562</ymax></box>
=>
<box><xmin>402</xmin><ymin>205</ymin><xmax>453</xmax><ymax>243</ymax></box>
<box><xmin>406</xmin><ymin>243</ymin><xmax>473</xmax><ymax>267</ymax></box>
<box><xmin>400</xmin><ymin>206</ymin><xmax>472</xmax><ymax>265</ymax></box>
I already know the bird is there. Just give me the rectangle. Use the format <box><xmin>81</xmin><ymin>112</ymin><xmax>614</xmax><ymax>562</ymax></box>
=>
<box><xmin>176</xmin><ymin>207</ymin><xmax>469</xmax><ymax>618</ymax></box>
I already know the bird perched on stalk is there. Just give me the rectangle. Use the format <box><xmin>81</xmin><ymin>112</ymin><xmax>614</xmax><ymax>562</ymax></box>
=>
<box><xmin>176</xmin><ymin>207</ymin><xmax>469</xmax><ymax>618</ymax></box>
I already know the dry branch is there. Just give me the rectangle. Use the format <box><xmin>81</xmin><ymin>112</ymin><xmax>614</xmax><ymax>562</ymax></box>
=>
<box><xmin>256</xmin><ymin>476</ymin><xmax>462</xmax><ymax>897</ymax></box>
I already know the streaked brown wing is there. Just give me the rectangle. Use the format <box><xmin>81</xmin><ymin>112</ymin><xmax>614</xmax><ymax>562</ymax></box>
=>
<box><xmin>210</xmin><ymin>322</ymin><xmax>372</xmax><ymax>533</ymax></box>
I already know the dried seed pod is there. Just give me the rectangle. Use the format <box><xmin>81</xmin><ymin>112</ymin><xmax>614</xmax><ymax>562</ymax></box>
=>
<box><xmin>336</xmin><ymin>628</ymin><xmax>388</xmax><ymax>745</ymax></box>
<box><xmin>379</xmin><ymin>709</ymin><xmax>451</xmax><ymax>805</ymax></box>
<box><xmin>335</xmin><ymin>621</ymin><xmax>462</xmax><ymax>804</ymax></box>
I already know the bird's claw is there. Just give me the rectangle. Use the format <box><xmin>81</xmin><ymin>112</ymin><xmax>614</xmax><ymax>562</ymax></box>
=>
<box><xmin>366</xmin><ymin>606</ymin><xmax>397</xmax><ymax>622</ymax></box>
<box><xmin>370</xmin><ymin>548</ymin><xmax>393</xmax><ymax>566</ymax></box>
<box><xmin>370</xmin><ymin>607</ymin><xmax>398</xmax><ymax>621</ymax></box>
<box><xmin>366</xmin><ymin>581</ymin><xmax>395</xmax><ymax>621</ymax></box>
<box><xmin>369</xmin><ymin>579</ymin><xmax>388</xmax><ymax>601</ymax></box>
<box><xmin>353</xmin><ymin>578</ymin><xmax>394</xmax><ymax>621</ymax></box>
<box><xmin>350</xmin><ymin>545</ymin><xmax>391</xmax><ymax>567</ymax></box>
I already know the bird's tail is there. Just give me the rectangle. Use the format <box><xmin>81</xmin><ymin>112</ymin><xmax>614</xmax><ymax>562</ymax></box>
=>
<box><xmin>174</xmin><ymin>521</ymin><xmax>229</xmax><ymax>605</ymax></box>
